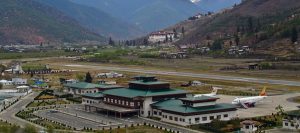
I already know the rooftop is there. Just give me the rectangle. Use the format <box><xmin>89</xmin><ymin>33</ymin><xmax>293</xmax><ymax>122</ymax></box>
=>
<box><xmin>151</xmin><ymin>99</ymin><xmax>236</xmax><ymax>115</ymax></box>
<box><xmin>240</xmin><ymin>120</ymin><xmax>261</xmax><ymax>126</ymax></box>
<box><xmin>82</xmin><ymin>92</ymin><xmax>104</xmax><ymax>98</ymax></box>
<box><xmin>180</xmin><ymin>96</ymin><xmax>219</xmax><ymax>103</ymax></box>
<box><xmin>103</xmin><ymin>88</ymin><xmax>187</xmax><ymax>98</ymax></box>
<box><xmin>64</xmin><ymin>82</ymin><xmax>122</xmax><ymax>90</ymax></box>
<box><xmin>286</xmin><ymin>110</ymin><xmax>300</xmax><ymax>117</ymax></box>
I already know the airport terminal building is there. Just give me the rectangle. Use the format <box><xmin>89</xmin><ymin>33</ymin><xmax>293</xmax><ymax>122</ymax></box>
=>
<box><xmin>82</xmin><ymin>76</ymin><xmax>237</xmax><ymax>126</ymax></box>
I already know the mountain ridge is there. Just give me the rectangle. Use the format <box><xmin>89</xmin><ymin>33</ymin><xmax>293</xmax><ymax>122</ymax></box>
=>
<box><xmin>70</xmin><ymin>0</ymin><xmax>203</xmax><ymax>32</ymax></box>
<box><xmin>37</xmin><ymin>0</ymin><xmax>144</xmax><ymax>40</ymax></box>
<box><xmin>0</xmin><ymin>0</ymin><xmax>104</xmax><ymax>45</ymax></box>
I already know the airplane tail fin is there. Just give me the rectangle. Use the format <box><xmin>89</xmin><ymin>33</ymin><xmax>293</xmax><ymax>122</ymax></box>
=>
<box><xmin>259</xmin><ymin>87</ymin><xmax>267</xmax><ymax>96</ymax></box>
<box><xmin>211</xmin><ymin>87</ymin><xmax>221</xmax><ymax>95</ymax></box>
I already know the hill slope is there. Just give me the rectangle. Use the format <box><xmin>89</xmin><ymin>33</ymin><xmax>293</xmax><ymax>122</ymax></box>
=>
<box><xmin>0</xmin><ymin>0</ymin><xmax>104</xmax><ymax>45</ymax></box>
<box><xmin>173</xmin><ymin>0</ymin><xmax>300</xmax><ymax>57</ymax></box>
<box><xmin>37</xmin><ymin>0</ymin><xmax>144</xmax><ymax>40</ymax></box>
<box><xmin>70</xmin><ymin>0</ymin><xmax>203</xmax><ymax>32</ymax></box>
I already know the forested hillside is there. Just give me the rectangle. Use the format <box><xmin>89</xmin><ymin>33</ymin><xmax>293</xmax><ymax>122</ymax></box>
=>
<box><xmin>0</xmin><ymin>0</ymin><xmax>104</xmax><ymax>45</ymax></box>
<box><xmin>173</xmin><ymin>0</ymin><xmax>300</xmax><ymax>57</ymax></box>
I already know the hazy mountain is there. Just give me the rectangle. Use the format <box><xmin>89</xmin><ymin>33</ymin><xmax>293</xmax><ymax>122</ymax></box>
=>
<box><xmin>37</xmin><ymin>0</ymin><xmax>144</xmax><ymax>40</ymax></box>
<box><xmin>193</xmin><ymin>0</ymin><xmax>242</xmax><ymax>12</ymax></box>
<box><xmin>70</xmin><ymin>0</ymin><xmax>203</xmax><ymax>32</ymax></box>
<box><xmin>0</xmin><ymin>0</ymin><xmax>103</xmax><ymax>45</ymax></box>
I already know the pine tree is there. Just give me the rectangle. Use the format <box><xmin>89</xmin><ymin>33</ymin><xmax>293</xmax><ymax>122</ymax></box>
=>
<box><xmin>85</xmin><ymin>72</ymin><xmax>93</xmax><ymax>83</ymax></box>
<box><xmin>165</xmin><ymin>35</ymin><xmax>169</xmax><ymax>42</ymax></box>
<box><xmin>143</xmin><ymin>38</ymin><xmax>149</xmax><ymax>45</ymax></box>
<box><xmin>125</xmin><ymin>40</ymin><xmax>130</xmax><ymax>46</ymax></box>
<box><xmin>181</xmin><ymin>27</ymin><xmax>185</xmax><ymax>36</ymax></box>
<box><xmin>291</xmin><ymin>27</ymin><xmax>298</xmax><ymax>43</ymax></box>
<box><xmin>173</xmin><ymin>29</ymin><xmax>178</xmax><ymax>38</ymax></box>
<box><xmin>210</xmin><ymin>40</ymin><xmax>223</xmax><ymax>51</ymax></box>
<box><xmin>235</xmin><ymin>34</ymin><xmax>240</xmax><ymax>46</ymax></box>
<box><xmin>108</xmin><ymin>37</ymin><xmax>115</xmax><ymax>45</ymax></box>
<box><xmin>247</xmin><ymin>17</ymin><xmax>253</xmax><ymax>32</ymax></box>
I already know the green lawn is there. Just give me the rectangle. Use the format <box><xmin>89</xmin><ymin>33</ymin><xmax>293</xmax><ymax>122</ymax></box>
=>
<box><xmin>0</xmin><ymin>121</ymin><xmax>20</xmax><ymax>133</ymax></box>
<box><xmin>27</xmin><ymin>100</ymin><xmax>70</xmax><ymax>108</ymax></box>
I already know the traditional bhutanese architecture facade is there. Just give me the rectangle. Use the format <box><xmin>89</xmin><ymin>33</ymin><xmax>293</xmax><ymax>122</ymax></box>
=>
<box><xmin>151</xmin><ymin>96</ymin><xmax>237</xmax><ymax>126</ymax></box>
<box><xmin>148</xmin><ymin>31</ymin><xmax>175</xmax><ymax>43</ymax></box>
<box><xmin>101</xmin><ymin>76</ymin><xmax>187</xmax><ymax>117</ymax></box>
<box><xmin>82</xmin><ymin>92</ymin><xmax>103</xmax><ymax>104</ymax></box>
<box><xmin>83</xmin><ymin>76</ymin><xmax>237</xmax><ymax>126</ymax></box>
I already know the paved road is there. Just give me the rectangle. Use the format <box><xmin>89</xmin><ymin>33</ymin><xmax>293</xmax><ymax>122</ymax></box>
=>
<box><xmin>64</xmin><ymin>64</ymin><xmax>300</xmax><ymax>87</ymax></box>
<box><xmin>0</xmin><ymin>92</ymin><xmax>42</xmax><ymax>129</ymax></box>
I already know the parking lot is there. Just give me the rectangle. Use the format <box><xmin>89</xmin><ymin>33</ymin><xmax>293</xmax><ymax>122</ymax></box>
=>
<box><xmin>35</xmin><ymin>109</ymin><xmax>106</xmax><ymax>130</ymax></box>
<box><xmin>217</xmin><ymin>93</ymin><xmax>300</xmax><ymax>118</ymax></box>
<box><xmin>35</xmin><ymin>104</ymin><xmax>202</xmax><ymax>133</ymax></box>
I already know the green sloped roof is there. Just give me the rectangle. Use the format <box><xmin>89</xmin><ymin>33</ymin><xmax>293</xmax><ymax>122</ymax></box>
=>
<box><xmin>286</xmin><ymin>110</ymin><xmax>300</xmax><ymax>117</ymax></box>
<box><xmin>151</xmin><ymin>99</ymin><xmax>236</xmax><ymax>114</ymax></box>
<box><xmin>102</xmin><ymin>88</ymin><xmax>187</xmax><ymax>98</ymax></box>
<box><xmin>64</xmin><ymin>82</ymin><xmax>102</xmax><ymax>89</ymax></box>
<box><xmin>82</xmin><ymin>92</ymin><xmax>103</xmax><ymax>98</ymax></box>
<box><xmin>64</xmin><ymin>82</ymin><xmax>121</xmax><ymax>90</ymax></box>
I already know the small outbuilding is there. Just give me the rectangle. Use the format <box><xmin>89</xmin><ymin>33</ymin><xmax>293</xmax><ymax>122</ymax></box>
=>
<box><xmin>240</xmin><ymin>120</ymin><xmax>261</xmax><ymax>133</ymax></box>
<box><xmin>283</xmin><ymin>110</ymin><xmax>300</xmax><ymax>130</ymax></box>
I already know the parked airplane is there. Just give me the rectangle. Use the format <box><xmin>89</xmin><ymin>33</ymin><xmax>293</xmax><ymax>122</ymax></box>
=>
<box><xmin>194</xmin><ymin>87</ymin><xmax>222</xmax><ymax>97</ymax></box>
<box><xmin>231</xmin><ymin>87</ymin><xmax>267</xmax><ymax>109</ymax></box>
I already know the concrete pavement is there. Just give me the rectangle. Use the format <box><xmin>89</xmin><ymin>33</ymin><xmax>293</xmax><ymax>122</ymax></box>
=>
<box><xmin>65</xmin><ymin>64</ymin><xmax>300</xmax><ymax>87</ymax></box>
<box><xmin>0</xmin><ymin>91</ymin><xmax>43</xmax><ymax>129</ymax></box>
<box><xmin>217</xmin><ymin>93</ymin><xmax>300</xmax><ymax>118</ymax></box>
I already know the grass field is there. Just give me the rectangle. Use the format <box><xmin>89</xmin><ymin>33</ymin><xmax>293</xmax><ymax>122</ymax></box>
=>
<box><xmin>3</xmin><ymin>54</ymin><xmax>300</xmax><ymax>94</ymax></box>
<box><xmin>0</xmin><ymin>120</ymin><xmax>20</xmax><ymax>133</ymax></box>
<box><xmin>0</xmin><ymin>50</ymin><xmax>78</xmax><ymax>60</ymax></box>
<box><xmin>16</xmin><ymin>57</ymin><xmax>296</xmax><ymax>95</ymax></box>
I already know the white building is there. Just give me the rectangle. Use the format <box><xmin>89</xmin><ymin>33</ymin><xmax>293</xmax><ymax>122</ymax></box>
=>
<box><xmin>148</xmin><ymin>31</ymin><xmax>175</xmax><ymax>43</ymax></box>
<box><xmin>191</xmin><ymin>81</ymin><xmax>203</xmax><ymax>86</ymax></box>
<box><xmin>96</xmin><ymin>72</ymin><xmax>123</xmax><ymax>78</ymax></box>
<box><xmin>5</xmin><ymin>64</ymin><xmax>24</xmax><ymax>74</ymax></box>
<box><xmin>65</xmin><ymin>79</ymin><xmax>78</xmax><ymax>84</ymax></box>
<box><xmin>240</xmin><ymin>120</ymin><xmax>260</xmax><ymax>133</ymax></box>
<box><xmin>151</xmin><ymin>96</ymin><xmax>237</xmax><ymax>126</ymax></box>
<box><xmin>63</xmin><ymin>82</ymin><xmax>122</xmax><ymax>95</ymax></box>
<box><xmin>283</xmin><ymin>110</ymin><xmax>300</xmax><ymax>130</ymax></box>
<box><xmin>63</xmin><ymin>82</ymin><xmax>102</xmax><ymax>95</ymax></box>
<box><xmin>12</xmin><ymin>78</ymin><xmax>27</xmax><ymax>85</ymax></box>
<box><xmin>0</xmin><ymin>80</ymin><xmax>13</xmax><ymax>86</ymax></box>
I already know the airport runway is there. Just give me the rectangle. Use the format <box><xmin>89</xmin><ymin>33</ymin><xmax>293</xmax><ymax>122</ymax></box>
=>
<box><xmin>217</xmin><ymin>93</ymin><xmax>300</xmax><ymax>118</ymax></box>
<box><xmin>64</xmin><ymin>64</ymin><xmax>300</xmax><ymax>87</ymax></box>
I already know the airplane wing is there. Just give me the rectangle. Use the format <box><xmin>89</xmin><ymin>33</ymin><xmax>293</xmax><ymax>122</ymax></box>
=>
<box><xmin>240</xmin><ymin>102</ymin><xmax>249</xmax><ymax>109</ymax></box>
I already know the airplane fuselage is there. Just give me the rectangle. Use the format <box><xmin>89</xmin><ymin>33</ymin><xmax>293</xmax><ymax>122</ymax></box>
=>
<box><xmin>232</xmin><ymin>96</ymin><xmax>267</xmax><ymax>107</ymax></box>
